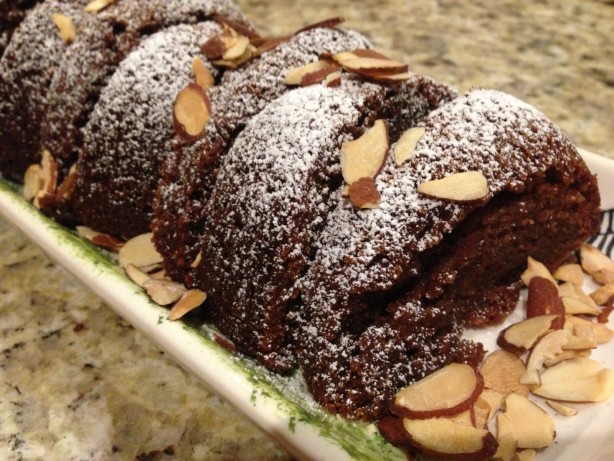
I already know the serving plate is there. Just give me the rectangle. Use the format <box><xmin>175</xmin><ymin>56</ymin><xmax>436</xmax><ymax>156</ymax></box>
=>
<box><xmin>0</xmin><ymin>149</ymin><xmax>612</xmax><ymax>461</ymax></box>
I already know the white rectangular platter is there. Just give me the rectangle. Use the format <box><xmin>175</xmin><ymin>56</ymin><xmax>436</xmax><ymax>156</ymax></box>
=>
<box><xmin>0</xmin><ymin>148</ymin><xmax>612</xmax><ymax>461</ymax></box>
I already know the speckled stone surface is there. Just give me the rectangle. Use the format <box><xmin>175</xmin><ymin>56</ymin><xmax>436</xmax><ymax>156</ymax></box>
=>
<box><xmin>0</xmin><ymin>1</ymin><xmax>612</xmax><ymax>460</ymax></box>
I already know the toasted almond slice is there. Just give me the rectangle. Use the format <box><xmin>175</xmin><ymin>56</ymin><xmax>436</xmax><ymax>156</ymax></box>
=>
<box><xmin>392</xmin><ymin>363</ymin><xmax>483</xmax><ymax>419</ymax></box>
<box><xmin>590</xmin><ymin>283</ymin><xmax>614</xmax><ymax>305</ymax></box>
<box><xmin>521</xmin><ymin>256</ymin><xmax>556</xmax><ymax>286</ymax></box>
<box><xmin>525</xmin><ymin>330</ymin><xmax>568</xmax><ymax>378</ymax></box>
<box><xmin>295</xmin><ymin>17</ymin><xmax>345</xmax><ymax>34</ymax></box>
<box><xmin>561</xmin><ymin>296</ymin><xmax>601</xmax><ymax>315</ymax></box>
<box><xmin>417</xmin><ymin>171</ymin><xmax>488</xmax><ymax>202</ymax></box>
<box><xmin>149</xmin><ymin>269</ymin><xmax>167</xmax><ymax>280</ymax></box>
<box><xmin>23</xmin><ymin>164</ymin><xmax>43</xmax><ymax>201</ymax></box>
<box><xmin>192</xmin><ymin>57</ymin><xmax>214</xmax><ymax>90</ymax></box>
<box><xmin>598</xmin><ymin>305</ymin><xmax>614</xmax><ymax>324</ymax></box>
<box><xmin>394</xmin><ymin>127</ymin><xmax>425</xmax><ymax>166</ymax></box>
<box><xmin>40</xmin><ymin>149</ymin><xmax>58</xmax><ymax>195</ymax></box>
<box><xmin>563</xmin><ymin>324</ymin><xmax>597</xmax><ymax>350</ymax></box>
<box><xmin>480</xmin><ymin>388</ymin><xmax>504</xmax><ymax>422</ymax></box>
<box><xmin>359</xmin><ymin>70</ymin><xmax>414</xmax><ymax>82</ymax></box>
<box><xmin>565</xmin><ymin>315</ymin><xmax>614</xmax><ymax>344</ymax></box>
<box><xmin>333</xmin><ymin>54</ymin><xmax>408</xmax><ymax>74</ymax></box>
<box><xmin>190</xmin><ymin>251</ymin><xmax>203</xmax><ymax>269</ymax></box>
<box><xmin>580</xmin><ymin>243</ymin><xmax>614</xmax><ymax>285</ymax></box>
<box><xmin>494</xmin><ymin>418</ymin><xmax>517</xmax><ymax>461</ymax></box>
<box><xmin>55</xmin><ymin>163</ymin><xmax>78</xmax><ymax>200</ymax></box>
<box><xmin>299</xmin><ymin>64</ymin><xmax>342</xmax><ymax>87</ymax></box>
<box><xmin>84</xmin><ymin>0</ymin><xmax>114</xmax><ymax>13</ymax></box>
<box><xmin>513</xmin><ymin>449</ymin><xmax>537</xmax><ymax>461</ymax></box>
<box><xmin>526</xmin><ymin>276</ymin><xmax>565</xmax><ymax>323</ymax></box>
<box><xmin>558</xmin><ymin>281</ymin><xmax>600</xmax><ymax>309</ymax></box>
<box><xmin>173</xmin><ymin>83</ymin><xmax>211</xmax><ymax>142</ymax></box>
<box><xmin>480</xmin><ymin>349</ymin><xmax>529</xmax><ymax>396</ymax></box>
<box><xmin>546</xmin><ymin>400</ymin><xmax>577</xmax><ymax>416</ymax></box>
<box><xmin>76</xmin><ymin>226</ymin><xmax>123</xmax><ymax>251</ymax></box>
<box><xmin>533</xmin><ymin>358</ymin><xmax>614</xmax><ymax>402</ymax></box>
<box><xmin>52</xmin><ymin>13</ymin><xmax>75</xmax><ymax>44</ymax></box>
<box><xmin>348</xmin><ymin>177</ymin><xmax>381</xmax><ymax>209</ymax></box>
<box><xmin>401</xmin><ymin>417</ymin><xmax>497</xmax><ymax>459</ymax></box>
<box><xmin>340</xmin><ymin>120</ymin><xmax>389</xmax><ymax>185</ymax></box>
<box><xmin>201</xmin><ymin>35</ymin><xmax>227</xmax><ymax>60</ymax></box>
<box><xmin>223</xmin><ymin>34</ymin><xmax>249</xmax><ymax>60</ymax></box>
<box><xmin>124</xmin><ymin>263</ymin><xmax>151</xmax><ymax>288</ymax></box>
<box><xmin>503</xmin><ymin>393</ymin><xmax>555</xmax><ymax>449</ymax></box>
<box><xmin>543</xmin><ymin>349</ymin><xmax>591</xmax><ymax>368</ymax></box>
<box><xmin>553</xmin><ymin>263</ymin><xmax>584</xmax><ymax>285</ymax></box>
<box><xmin>285</xmin><ymin>59</ymin><xmax>335</xmax><ymax>85</ymax></box>
<box><xmin>168</xmin><ymin>289</ymin><xmax>207</xmax><ymax>320</ymax></box>
<box><xmin>325</xmin><ymin>70</ymin><xmax>342</xmax><ymax>87</ymax></box>
<box><xmin>143</xmin><ymin>279</ymin><xmax>185</xmax><ymax>306</ymax></box>
<box><xmin>118</xmin><ymin>233</ymin><xmax>163</xmax><ymax>268</ymax></box>
<box><xmin>497</xmin><ymin>315</ymin><xmax>558</xmax><ymax>353</ymax></box>
<box><xmin>472</xmin><ymin>397</ymin><xmax>490</xmax><ymax>429</ymax></box>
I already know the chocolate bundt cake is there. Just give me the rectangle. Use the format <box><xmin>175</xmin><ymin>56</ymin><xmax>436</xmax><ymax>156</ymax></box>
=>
<box><xmin>295</xmin><ymin>89</ymin><xmax>601</xmax><ymax>419</ymax></box>
<box><xmin>194</xmin><ymin>75</ymin><xmax>457</xmax><ymax>372</ymax></box>
<box><xmin>0</xmin><ymin>0</ymin><xmax>43</xmax><ymax>56</ymax></box>
<box><xmin>0</xmin><ymin>0</ymin><xmax>88</xmax><ymax>179</ymax></box>
<box><xmin>70</xmin><ymin>20</ymin><xmax>224</xmax><ymax>238</ymax></box>
<box><xmin>153</xmin><ymin>25</ymin><xmax>371</xmax><ymax>284</ymax></box>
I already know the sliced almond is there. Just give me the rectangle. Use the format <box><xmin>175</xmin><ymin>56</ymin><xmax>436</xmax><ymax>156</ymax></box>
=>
<box><xmin>201</xmin><ymin>35</ymin><xmax>227</xmax><ymax>60</ymax></box>
<box><xmin>523</xmin><ymin>330</ymin><xmax>568</xmax><ymax>383</ymax></box>
<box><xmin>325</xmin><ymin>70</ymin><xmax>342</xmax><ymax>87</ymax></box>
<box><xmin>494</xmin><ymin>421</ymin><xmax>517</xmax><ymax>461</ymax></box>
<box><xmin>360</xmin><ymin>70</ymin><xmax>414</xmax><ymax>82</ymax></box>
<box><xmin>580</xmin><ymin>243</ymin><xmax>614</xmax><ymax>285</ymax></box>
<box><xmin>190</xmin><ymin>251</ymin><xmax>203</xmax><ymax>269</ymax></box>
<box><xmin>480</xmin><ymin>349</ymin><xmax>529</xmax><ymax>396</ymax></box>
<box><xmin>392</xmin><ymin>363</ymin><xmax>483</xmax><ymax>419</ymax></box>
<box><xmin>480</xmin><ymin>389</ymin><xmax>504</xmax><ymax>422</ymax></box>
<box><xmin>84</xmin><ymin>0</ymin><xmax>114</xmax><ymax>13</ymax></box>
<box><xmin>332</xmin><ymin>51</ymin><xmax>408</xmax><ymax>74</ymax></box>
<box><xmin>401</xmin><ymin>417</ymin><xmax>497</xmax><ymax>459</ymax></box>
<box><xmin>251</xmin><ymin>35</ymin><xmax>290</xmax><ymax>58</ymax></box>
<box><xmin>340</xmin><ymin>120</ymin><xmax>389</xmax><ymax>185</ymax></box>
<box><xmin>521</xmin><ymin>256</ymin><xmax>556</xmax><ymax>286</ymax></box>
<box><xmin>417</xmin><ymin>171</ymin><xmax>488</xmax><ymax>202</ymax></box>
<box><xmin>295</xmin><ymin>17</ymin><xmax>345</xmax><ymax>34</ymax></box>
<box><xmin>598</xmin><ymin>305</ymin><xmax>614</xmax><ymax>324</ymax></box>
<box><xmin>192</xmin><ymin>57</ymin><xmax>214</xmax><ymax>90</ymax></box>
<box><xmin>299</xmin><ymin>64</ymin><xmax>342</xmax><ymax>87</ymax></box>
<box><xmin>168</xmin><ymin>289</ymin><xmax>207</xmax><ymax>320</ymax></box>
<box><xmin>503</xmin><ymin>393</ymin><xmax>556</xmax><ymax>449</ymax></box>
<box><xmin>393</xmin><ymin>127</ymin><xmax>425</xmax><ymax>166</ymax></box>
<box><xmin>497</xmin><ymin>315</ymin><xmax>559</xmax><ymax>354</ymax></box>
<box><xmin>526</xmin><ymin>276</ymin><xmax>565</xmax><ymax>324</ymax></box>
<box><xmin>223</xmin><ymin>34</ymin><xmax>249</xmax><ymax>60</ymax></box>
<box><xmin>543</xmin><ymin>349</ymin><xmax>591</xmax><ymax>368</ymax></box>
<box><xmin>76</xmin><ymin>226</ymin><xmax>123</xmax><ymax>251</ymax></box>
<box><xmin>472</xmin><ymin>397</ymin><xmax>490</xmax><ymax>429</ymax></box>
<box><xmin>40</xmin><ymin>149</ymin><xmax>58</xmax><ymax>195</ymax></box>
<box><xmin>143</xmin><ymin>279</ymin><xmax>185</xmax><ymax>306</ymax></box>
<box><xmin>124</xmin><ymin>263</ymin><xmax>151</xmax><ymax>288</ymax></box>
<box><xmin>348</xmin><ymin>177</ymin><xmax>381</xmax><ymax>209</ymax></box>
<box><xmin>533</xmin><ymin>358</ymin><xmax>614</xmax><ymax>402</ymax></box>
<box><xmin>590</xmin><ymin>283</ymin><xmax>614</xmax><ymax>305</ymax></box>
<box><xmin>285</xmin><ymin>60</ymin><xmax>337</xmax><ymax>86</ymax></box>
<box><xmin>565</xmin><ymin>315</ymin><xmax>614</xmax><ymax>344</ymax></box>
<box><xmin>173</xmin><ymin>83</ymin><xmax>211</xmax><ymax>142</ymax></box>
<box><xmin>52</xmin><ymin>13</ymin><xmax>75</xmax><ymax>44</ymax></box>
<box><xmin>55</xmin><ymin>163</ymin><xmax>78</xmax><ymax>200</ymax></box>
<box><xmin>553</xmin><ymin>263</ymin><xmax>584</xmax><ymax>285</ymax></box>
<box><xmin>561</xmin><ymin>296</ymin><xmax>601</xmax><ymax>315</ymax></box>
<box><xmin>23</xmin><ymin>164</ymin><xmax>43</xmax><ymax>201</ymax></box>
<box><xmin>118</xmin><ymin>233</ymin><xmax>163</xmax><ymax>268</ymax></box>
<box><xmin>546</xmin><ymin>400</ymin><xmax>577</xmax><ymax>416</ymax></box>
<box><xmin>513</xmin><ymin>449</ymin><xmax>537</xmax><ymax>461</ymax></box>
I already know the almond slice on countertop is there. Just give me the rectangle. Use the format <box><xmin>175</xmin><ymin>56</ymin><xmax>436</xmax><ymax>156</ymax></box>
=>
<box><xmin>76</xmin><ymin>226</ymin><xmax>123</xmax><ymax>251</ymax></box>
<box><xmin>546</xmin><ymin>400</ymin><xmax>578</xmax><ymax>416</ymax></box>
<box><xmin>561</xmin><ymin>296</ymin><xmax>601</xmax><ymax>315</ymax></box>
<box><xmin>143</xmin><ymin>279</ymin><xmax>185</xmax><ymax>306</ymax></box>
<box><xmin>392</xmin><ymin>363</ymin><xmax>484</xmax><ymax>419</ymax></box>
<box><xmin>340</xmin><ymin>119</ymin><xmax>389</xmax><ymax>185</ymax></box>
<box><xmin>553</xmin><ymin>263</ymin><xmax>584</xmax><ymax>285</ymax></box>
<box><xmin>52</xmin><ymin>13</ymin><xmax>75</xmax><ymax>44</ymax></box>
<box><xmin>192</xmin><ymin>57</ymin><xmax>214</xmax><ymax>90</ymax></box>
<box><xmin>173</xmin><ymin>83</ymin><xmax>211</xmax><ymax>143</ymax></box>
<box><xmin>348</xmin><ymin>177</ymin><xmax>381</xmax><ymax>209</ymax></box>
<box><xmin>480</xmin><ymin>349</ymin><xmax>529</xmax><ymax>396</ymax></box>
<box><xmin>168</xmin><ymin>289</ymin><xmax>207</xmax><ymax>320</ymax></box>
<box><xmin>565</xmin><ymin>315</ymin><xmax>614</xmax><ymax>344</ymax></box>
<box><xmin>394</xmin><ymin>127</ymin><xmax>425</xmax><ymax>166</ymax></box>
<box><xmin>522</xmin><ymin>330</ymin><xmax>568</xmax><ymax>385</ymax></box>
<box><xmin>497</xmin><ymin>314</ymin><xmax>560</xmax><ymax>354</ymax></box>
<box><xmin>503</xmin><ymin>392</ymin><xmax>556</xmax><ymax>449</ymax></box>
<box><xmin>84</xmin><ymin>0</ymin><xmax>114</xmax><ymax>13</ymax></box>
<box><xmin>580</xmin><ymin>243</ymin><xmax>614</xmax><ymax>285</ymax></box>
<box><xmin>417</xmin><ymin>171</ymin><xmax>488</xmax><ymax>202</ymax></box>
<box><xmin>118</xmin><ymin>232</ymin><xmax>163</xmax><ymax>268</ymax></box>
<box><xmin>533</xmin><ymin>357</ymin><xmax>614</xmax><ymax>402</ymax></box>
<box><xmin>521</xmin><ymin>256</ymin><xmax>556</xmax><ymax>286</ymax></box>
<box><xmin>401</xmin><ymin>417</ymin><xmax>497</xmax><ymax>460</ymax></box>
<box><xmin>23</xmin><ymin>164</ymin><xmax>43</xmax><ymax>200</ymax></box>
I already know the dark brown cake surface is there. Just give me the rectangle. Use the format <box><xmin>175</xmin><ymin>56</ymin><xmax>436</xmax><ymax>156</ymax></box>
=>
<box><xmin>295</xmin><ymin>89</ymin><xmax>601</xmax><ymax>419</ymax></box>
<box><xmin>0</xmin><ymin>0</ymin><xmax>43</xmax><ymax>56</ymax></box>
<box><xmin>194</xmin><ymin>75</ymin><xmax>457</xmax><ymax>373</ymax></box>
<box><xmin>153</xmin><ymin>26</ymin><xmax>372</xmax><ymax>284</ymax></box>
<box><xmin>71</xmin><ymin>21</ymin><xmax>223</xmax><ymax>238</ymax></box>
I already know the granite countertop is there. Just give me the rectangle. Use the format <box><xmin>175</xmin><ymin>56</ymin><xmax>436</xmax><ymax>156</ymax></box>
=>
<box><xmin>1</xmin><ymin>1</ymin><xmax>612</xmax><ymax>460</ymax></box>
